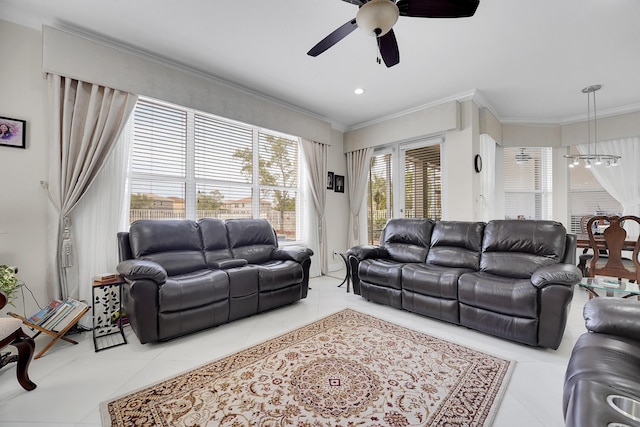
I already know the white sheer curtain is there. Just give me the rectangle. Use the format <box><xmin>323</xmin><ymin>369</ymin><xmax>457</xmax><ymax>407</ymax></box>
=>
<box><xmin>479</xmin><ymin>134</ymin><xmax>497</xmax><ymax>222</ymax></box>
<box><xmin>346</xmin><ymin>148</ymin><xmax>373</xmax><ymax>247</ymax></box>
<box><xmin>300</xmin><ymin>139</ymin><xmax>328</xmax><ymax>275</ymax></box>
<box><xmin>577</xmin><ymin>137</ymin><xmax>640</xmax><ymax>237</ymax></box>
<box><xmin>72</xmin><ymin>120</ymin><xmax>134</xmax><ymax>325</ymax></box>
<box><xmin>44</xmin><ymin>74</ymin><xmax>138</xmax><ymax>300</ymax></box>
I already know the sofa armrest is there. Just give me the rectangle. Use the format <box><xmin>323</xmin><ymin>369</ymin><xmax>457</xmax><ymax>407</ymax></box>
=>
<box><xmin>210</xmin><ymin>259</ymin><xmax>248</xmax><ymax>269</ymax></box>
<box><xmin>117</xmin><ymin>259</ymin><xmax>168</xmax><ymax>284</ymax></box>
<box><xmin>272</xmin><ymin>247</ymin><xmax>313</xmax><ymax>263</ymax></box>
<box><xmin>530</xmin><ymin>264</ymin><xmax>582</xmax><ymax>288</ymax></box>
<box><xmin>583</xmin><ymin>298</ymin><xmax>640</xmax><ymax>341</ymax></box>
<box><xmin>346</xmin><ymin>245</ymin><xmax>389</xmax><ymax>261</ymax></box>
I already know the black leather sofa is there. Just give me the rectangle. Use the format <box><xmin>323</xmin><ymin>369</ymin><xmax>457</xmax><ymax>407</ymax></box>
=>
<box><xmin>348</xmin><ymin>219</ymin><xmax>582</xmax><ymax>349</ymax></box>
<box><xmin>116</xmin><ymin>218</ymin><xmax>312</xmax><ymax>344</ymax></box>
<box><xmin>564</xmin><ymin>298</ymin><xmax>640</xmax><ymax>427</ymax></box>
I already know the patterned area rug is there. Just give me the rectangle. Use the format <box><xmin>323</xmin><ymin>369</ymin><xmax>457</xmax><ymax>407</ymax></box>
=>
<box><xmin>101</xmin><ymin>309</ymin><xmax>513</xmax><ymax>426</ymax></box>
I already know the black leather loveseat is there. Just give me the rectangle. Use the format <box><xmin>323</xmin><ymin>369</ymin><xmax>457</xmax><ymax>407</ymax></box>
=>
<box><xmin>348</xmin><ymin>219</ymin><xmax>582</xmax><ymax>349</ymax></box>
<box><xmin>563</xmin><ymin>298</ymin><xmax>640</xmax><ymax>427</ymax></box>
<box><xmin>116</xmin><ymin>218</ymin><xmax>312</xmax><ymax>344</ymax></box>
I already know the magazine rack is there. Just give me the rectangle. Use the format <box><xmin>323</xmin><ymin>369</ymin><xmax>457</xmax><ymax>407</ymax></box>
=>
<box><xmin>8</xmin><ymin>306</ymin><xmax>90</xmax><ymax>359</ymax></box>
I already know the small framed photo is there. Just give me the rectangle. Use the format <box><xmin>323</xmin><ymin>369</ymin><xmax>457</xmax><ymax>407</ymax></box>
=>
<box><xmin>334</xmin><ymin>174</ymin><xmax>344</xmax><ymax>193</ymax></box>
<box><xmin>0</xmin><ymin>116</ymin><xmax>26</xmax><ymax>149</ymax></box>
<box><xmin>327</xmin><ymin>171</ymin><xmax>334</xmax><ymax>190</ymax></box>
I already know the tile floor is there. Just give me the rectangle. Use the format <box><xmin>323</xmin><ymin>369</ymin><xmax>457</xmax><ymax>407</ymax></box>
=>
<box><xmin>0</xmin><ymin>273</ymin><xmax>590</xmax><ymax>426</ymax></box>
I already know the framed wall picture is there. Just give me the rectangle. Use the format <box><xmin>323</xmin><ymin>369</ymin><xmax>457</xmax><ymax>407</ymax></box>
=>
<box><xmin>334</xmin><ymin>174</ymin><xmax>344</xmax><ymax>193</ymax></box>
<box><xmin>0</xmin><ymin>116</ymin><xmax>26</xmax><ymax>149</ymax></box>
<box><xmin>327</xmin><ymin>171</ymin><xmax>334</xmax><ymax>190</ymax></box>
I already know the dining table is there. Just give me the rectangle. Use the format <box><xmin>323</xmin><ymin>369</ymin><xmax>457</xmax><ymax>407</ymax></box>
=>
<box><xmin>576</xmin><ymin>234</ymin><xmax>638</xmax><ymax>251</ymax></box>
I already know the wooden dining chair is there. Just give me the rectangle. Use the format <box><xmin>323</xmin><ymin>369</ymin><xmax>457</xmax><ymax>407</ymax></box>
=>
<box><xmin>577</xmin><ymin>215</ymin><xmax>596</xmax><ymax>276</ymax></box>
<box><xmin>586</xmin><ymin>215</ymin><xmax>640</xmax><ymax>283</ymax></box>
<box><xmin>0</xmin><ymin>291</ymin><xmax>36</xmax><ymax>391</ymax></box>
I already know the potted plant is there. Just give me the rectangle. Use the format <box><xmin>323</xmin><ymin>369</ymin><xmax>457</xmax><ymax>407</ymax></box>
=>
<box><xmin>0</xmin><ymin>265</ymin><xmax>21</xmax><ymax>307</ymax></box>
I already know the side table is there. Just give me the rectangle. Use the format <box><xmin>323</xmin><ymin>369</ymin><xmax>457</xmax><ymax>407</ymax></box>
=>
<box><xmin>337</xmin><ymin>252</ymin><xmax>352</xmax><ymax>293</ymax></box>
<box><xmin>92</xmin><ymin>280</ymin><xmax>127</xmax><ymax>352</ymax></box>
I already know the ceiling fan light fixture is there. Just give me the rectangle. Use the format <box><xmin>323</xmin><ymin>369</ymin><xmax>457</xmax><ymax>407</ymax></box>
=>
<box><xmin>354</xmin><ymin>88</ymin><xmax>365</xmax><ymax>95</ymax></box>
<box><xmin>356</xmin><ymin>0</ymin><xmax>399</xmax><ymax>37</ymax></box>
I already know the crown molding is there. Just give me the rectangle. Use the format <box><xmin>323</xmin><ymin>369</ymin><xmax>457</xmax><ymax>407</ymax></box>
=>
<box><xmin>347</xmin><ymin>89</ymin><xmax>478</xmax><ymax>132</ymax></box>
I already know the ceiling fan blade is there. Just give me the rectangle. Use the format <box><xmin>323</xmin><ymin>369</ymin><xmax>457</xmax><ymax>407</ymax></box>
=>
<box><xmin>307</xmin><ymin>18</ymin><xmax>358</xmax><ymax>57</ymax></box>
<box><xmin>397</xmin><ymin>0</ymin><xmax>480</xmax><ymax>18</ymax></box>
<box><xmin>377</xmin><ymin>29</ymin><xmax>400</xmax><ymax>67</ymax></box>
<box><xmin>340</xmin><ymin>0</ymin><xmax>364</xmax><ymax>5</ymax></box>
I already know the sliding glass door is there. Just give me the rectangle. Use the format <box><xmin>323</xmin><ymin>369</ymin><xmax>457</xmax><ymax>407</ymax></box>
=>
<box><xmin>367</xmin><ymin>138</ymin><xmax>442</xmax><ymax>244</ymax></box>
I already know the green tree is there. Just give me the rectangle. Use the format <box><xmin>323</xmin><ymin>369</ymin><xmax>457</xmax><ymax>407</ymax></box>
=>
<box><xmin>233</xmin><ymin>135</ymin><xmax>297</xmax><ymax>229</ymax></box>
<box><xmin>197</xmin><ymin>189</ymin><xmax>224</xmax><ymax>210</ymax></box>
<box><xmin>130</xmin><ymin>193</ymin><xmax>154</xmax><ymax>209</ymax></box>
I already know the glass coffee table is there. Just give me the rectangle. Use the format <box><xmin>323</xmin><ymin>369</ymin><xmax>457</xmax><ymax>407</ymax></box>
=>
<box><xmin>579</xmin><ymin>277</ymin><xmax>640</xmax><ymax>299</ymax></box>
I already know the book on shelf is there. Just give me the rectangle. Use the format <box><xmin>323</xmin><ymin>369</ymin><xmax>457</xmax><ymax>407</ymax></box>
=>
<box><xmin>26</xmin><ymin>297</ymin><xmax>89</xmax><ymax>331</ymax></box>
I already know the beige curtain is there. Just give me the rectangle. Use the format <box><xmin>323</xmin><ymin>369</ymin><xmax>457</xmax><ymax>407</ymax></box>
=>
<box><xmin>346</xmin><ymin>147</ymin><xmax>373</xmax><ymax>247</ymax></box>
<box><xmin>44</xmin><ymin>74</ymin><xmax>138</xmax><ymax>299</ymax></box>
<box><xmin>300</xmin><ymin>139</ymin><xmax>328</xmax><ymax>274</ymax></box>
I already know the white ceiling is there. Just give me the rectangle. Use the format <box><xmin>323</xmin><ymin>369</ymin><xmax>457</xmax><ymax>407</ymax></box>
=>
<box><xmin>3</xmin><ymin>0</ymin><xmax>640</xmax><ymax>130</ymax></box>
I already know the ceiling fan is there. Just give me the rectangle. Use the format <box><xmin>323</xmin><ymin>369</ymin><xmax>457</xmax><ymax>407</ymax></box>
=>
<box><xmin>307</xmin><ymin>0</ymin><xmax>480</xmax><ymax>68</ymax></box>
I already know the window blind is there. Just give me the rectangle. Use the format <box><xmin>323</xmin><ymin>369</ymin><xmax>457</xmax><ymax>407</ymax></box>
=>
<box><xmin>132</xmin><ymin>100</ymin><xmax>186</xmax><ymax>178</ymax></box>
<box><xmin>503</xmin><ymin>147</ymin><xmax>552</xmax><ymax>220</ymax></box>
<box><xmin>194</xmin><ymin>114</ymin><xmax>253</xmax><ymax>183</ymax></box>
<box><xmin>404</xmin><ymin>145</ymin><xmax>441</xmax><ymax>220</ymax></box>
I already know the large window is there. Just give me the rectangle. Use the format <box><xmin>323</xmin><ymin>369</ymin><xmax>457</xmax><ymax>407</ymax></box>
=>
<box><xmin>567</xmin><ymin>145</ymin><xmax>621</xmax><ymax>233</ymax></box>
<box><xmin>503</xmin><ymin>147</ymin><xmax>553</xmax><ymax>220</ymax></box>
<box><xmin>129</xmin><ymin>98</ymin><xmax>302</xmax><ymax>242</ymax></box>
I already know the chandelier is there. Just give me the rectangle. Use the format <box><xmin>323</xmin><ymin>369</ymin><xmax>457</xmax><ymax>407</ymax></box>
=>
<box><xmin>515</xmin><ymin>148</ymin><xmax>531</xmax><ymax>165</ymax></box>
<box><xmin>564</xmin><ymin>85</ymin><xmax>620</xmax><ymax>168</ymax></box>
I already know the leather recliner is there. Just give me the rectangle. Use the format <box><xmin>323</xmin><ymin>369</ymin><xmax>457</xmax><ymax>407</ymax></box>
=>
<box><xmin>348</xmin><ymin>219</ymin><xmax>582</xmax><ymax>349</ymax></box>
<box><xmin>116</xmin><ymin>218</ymin><xmax>312</xmax><ymax>344</ymax></box>
<box><xmin>563</xmin><ymin>298</ymin><xmax>640</xmax><ymax>426</ymax></box>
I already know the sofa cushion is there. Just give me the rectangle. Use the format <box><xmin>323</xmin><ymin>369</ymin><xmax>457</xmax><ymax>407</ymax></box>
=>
<box><xmin>199</xmin><ymin>218</ymin><xmax>233</xmax><ymax>264</ymax></box>
<box><xmin>129</xmin><ymin>220</ymin><xmax>206</xmax><ymax>275</ymax></box>
<box><xmin>358</xmin><ymin>259</ymin><xmax>405</xmax><ymax>290</ymax></box>
<box><xmin>381</xmin><ymin>218</ymin><xmax>434</xmax><ymax>263</ymax></box>
<box><xmin>158</xmin><ymin>269</ymin><xmax>229</xmax><ymax>312</ymax></box>
<box><xmin>226</xmin><ymin>218</ymin><xmax>277</xmax><ymax>264</ymax></box>
<box><xmin>427</xmin><ymin>221</ymin><xmax>485</xmax><ymax>269</ymax></box>
<box><xmin>480</xmin><ymin>220</ymin><xmax>566</xmax><ymax>278</ymax></box>
<box><xmin>255</xmin><ymin>260</ymin><xmax>304</xmax><ymax>292</ymax></box>
<box><xmin>402</xmin><ymin>264</ymin><xmax>472</xmax><ymax>299</ymax></box>
<box><xmin>458</xmin><ymin>271</ymin><xmax>538</xmax><ymax>318</ymax></box>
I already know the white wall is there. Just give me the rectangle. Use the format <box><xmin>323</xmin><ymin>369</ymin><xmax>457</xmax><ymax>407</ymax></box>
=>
<box><xmin>444</xmin><ymin>101</ymin><xmax>481</xmax><ymax>221</ymax></box>
<box><xmin>0</xmin><ymin>20</ymin><xmax>50</xmax><ymax>315</ymax></box>
<box><xmin>326</xmin><ymin>129</ymin><xmax>348</xmax><ymax>272</ymax></box>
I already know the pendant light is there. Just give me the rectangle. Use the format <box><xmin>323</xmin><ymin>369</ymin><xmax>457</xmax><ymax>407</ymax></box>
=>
<box><xmin>565</xmin><ymin>85</ymin><xmax>620</xmax><ymax>168</ymax></box>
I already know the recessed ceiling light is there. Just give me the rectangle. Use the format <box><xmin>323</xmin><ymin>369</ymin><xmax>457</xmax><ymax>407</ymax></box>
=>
<box><xmin>354</xmin><ymin>88</ymin><xmax>365</xmax><ymax>95</ymax></box>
